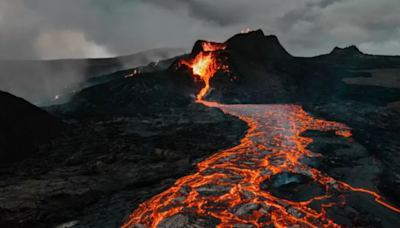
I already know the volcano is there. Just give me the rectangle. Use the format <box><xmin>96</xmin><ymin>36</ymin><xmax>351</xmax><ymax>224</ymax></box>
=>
<box><xmin>1</xmin><ymin>29</ymin><xmax>400</xmax><ymax>228</ymax></box>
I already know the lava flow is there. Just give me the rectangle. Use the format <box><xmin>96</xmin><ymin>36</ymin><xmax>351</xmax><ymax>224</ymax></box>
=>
<box><xmin>179</xmin><ymin>42</ymin><xmax>228</xmax><ymax>100</ymax></box>
<box><xmin>125</xmin><ymin>69</ymin><xmax>138</xmax><ymax>78</ymax></box>
<box><xmin>122</xmin><ymin>42</ymin><xmax>400</xmax><ymax>228</ymax></box>
<box><xmin>123</xmin><ymin>100</ymin><xmax>399</xmax><ymax>228</ymax></box>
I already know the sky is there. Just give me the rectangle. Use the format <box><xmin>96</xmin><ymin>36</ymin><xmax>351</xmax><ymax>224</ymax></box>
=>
<box><xmin>1</xmin><ymin>0</ymin><xmax>400</xmax><ymax>59</ymax></box>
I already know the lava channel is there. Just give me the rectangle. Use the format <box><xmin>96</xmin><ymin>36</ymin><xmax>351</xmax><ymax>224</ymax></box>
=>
<box><xmin>122</xmin><ymin>100</ymin><xmax>400</xmax><ymax>228</ymax></box>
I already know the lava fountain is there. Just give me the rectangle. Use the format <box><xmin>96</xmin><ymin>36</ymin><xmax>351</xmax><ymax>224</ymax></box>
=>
<box><xmin>122</xmin><ymin>40</ymin><xmax>400</xmax><ymax>228</ymax></box>
<box><xmin>179</xmin><ymin>42</ymin><xmax>228</xmax><ymax>100</ymax></box>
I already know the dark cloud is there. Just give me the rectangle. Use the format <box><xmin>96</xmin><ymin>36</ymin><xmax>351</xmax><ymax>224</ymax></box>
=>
<box><xmin>144</xmin><ymin>0</ymin><xmax>246</xmax><ymax>26</ymax></box>
<box><xmin>317</xmin><ymin>0</ymin><xmax>344</xmax><ymax>8</ymax></box>
<box><xmin>0</xmin><ymin>0</ymin><xmax>399</xmax><ymax>59</ymax></box>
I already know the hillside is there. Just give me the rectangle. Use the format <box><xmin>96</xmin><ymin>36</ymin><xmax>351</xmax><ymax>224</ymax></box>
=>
<box><xmin>0</xmin><ymin>48</ymin><xmax>187</xmax><ymax>105</ymax></box>
<box><xmin>0</xmin><ymin>91</ymin><xmax>66</xmax><ymax>163</ymax></box>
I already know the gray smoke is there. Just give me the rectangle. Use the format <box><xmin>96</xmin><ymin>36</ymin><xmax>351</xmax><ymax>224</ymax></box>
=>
<box><xmin>1</xmin><ymin>0</ymin><xmax>399</xmax><ymax>60</ymax></box>
<box><xmin>0</xmin><ymin>47</ymin><xmax>186</xmax><ymax>105</ymax></box>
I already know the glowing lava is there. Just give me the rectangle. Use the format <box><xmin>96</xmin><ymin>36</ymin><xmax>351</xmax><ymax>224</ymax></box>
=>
<box><xmin>179</xmin><ymin>42</ymin><xmax>228</xmax><ymax>100</ymax></box>
<box><xmin>122</xmin><ymin>101</ymin><xmax>400</xmax><ymax>228</ymax></box>
<box><xmin>241</xmin><ymin>28</ymin><xmax>252</xmax><ymax>34</ymax></box>
<box><xmin>125</xmin><ymin>69</ymin><xmax>138</xmax><ymax>78</ymax></box>
<box><xmin>202</xmin><ymin>42</ymin><xmax>227</xmax><ymax>52</ymax></box>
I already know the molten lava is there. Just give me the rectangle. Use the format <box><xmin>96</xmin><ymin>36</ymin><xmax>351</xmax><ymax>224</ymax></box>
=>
<box><xmin>123</xmin><ymin>102</ymin><xmax>400</xmax><ymax>228</ymax></box>
<box><xmin>191</xmin><ymin>52</ymin><xmax>218</xmax><ymax>100</ymax></box>
<box><xmin>202</xmin><ymin>42</ymin><xmax>227</xmax><ymax>52</ymax></box>
<box><xmin>125</xmin><ymin>69</ymin><xmax>138</xmax><ymax>78</ymax></box>
<box><xmin>179</xmin><ymin>42</ymin><xmax>227</xmax><ymax>100</ymax></box>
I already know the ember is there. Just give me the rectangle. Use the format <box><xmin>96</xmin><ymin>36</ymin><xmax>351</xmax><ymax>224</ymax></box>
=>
<box><xmin>125</xmin><ymin>69</ymin><xmax>138</xmax><ymax>78</ymax></box>
<box><xmin>241</xmin><ymin>28</ymin><xmax>252</xmax><ymax>34</ymax></box>
<box><xmin>201</xmin><ymin>42</ymin><xmax>227</xmax><ymax>52</ymax></box>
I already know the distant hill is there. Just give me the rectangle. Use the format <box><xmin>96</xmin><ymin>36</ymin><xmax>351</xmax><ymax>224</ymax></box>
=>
<box><xmin>329</xmin><ymin>45</ymin><xmax>364</xmax><ymax>56</ymax></box>
<box><xmin>308</xmin><ymin>45</ymin><xmax>400</xmax><ymax>69</ymax></box>
<box><xmin>0</xmin><ymin>48</ymin><xmax>187</xmax><ymax>105</ymax></box>
<box><xmin>0</xmin><ymin>91</ymin><xmax>67</xmax><ymax>163</ymax></box>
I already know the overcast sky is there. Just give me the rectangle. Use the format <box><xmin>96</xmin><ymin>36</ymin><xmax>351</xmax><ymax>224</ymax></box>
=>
<box><xmin>1</xmin><ymin>0</ymin><xmax>399</xmax><ymax>59</ymax></box>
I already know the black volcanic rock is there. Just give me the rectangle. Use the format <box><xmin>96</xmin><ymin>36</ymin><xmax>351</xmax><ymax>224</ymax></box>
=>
<box><xmin>0</xmin><ymin>91</ymin><xmax>67</xmax><ymax>163</ymax></box>
<box><xmin>225</xmin><ymin>29</ymin><xmax>292</xmax><ymax>61</ymax></box>
<box><xmin>188</xmin><ymin>30</ymin><xmax>291</xmax><ymax>63</ymax></box>
<box><xmin>47</xmin><ymin>70</ymin><xmax>198</xmax><ymax>117</ymax></box>
<box><xmin>0</xmin><ymin>98</ymin><xmax>248</xmax><ymax>228</ymax></box>
<box><xmin>77</xmin><ymin>53</ymin><xmax>189</xmax><ymax>97</ymax></box>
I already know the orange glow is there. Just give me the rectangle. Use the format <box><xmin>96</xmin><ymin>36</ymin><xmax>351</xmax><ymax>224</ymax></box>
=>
<box><xmin>347</xmin><ymin>186</ymin><xmax>400</xmax><ymax>213</ymax></box>
<box><xmin>191</xmin><ymin>52</ymin><xmax>218</xmax><ymax>100</ymax></box>
<box><xmin>241</xmin><ymin>28</ymin><xmax>252</xmax><ymax>34</ymax></box>
<box><xmin>122</xmin><ymin>101</ymin><xmax>400</xmax><ymax>228</ymax></box>
<box><xmin>335</xmin><ymin>130</ymin><xmax>352</xmax><ymax>138</ymax></box>
<box><xmin>125</xmin><ymin>69</ymin><xmax>138</xmax><ymax>78</ymax></box>
<box><xmin>179</xmin><ymin>42</ymin><xmax>227</xmax><ymax>100</ymax></box>
<box><xmin>202</xmin><ymin>42</ymin><xmax>227</xmax><ymax>52</ymax></box>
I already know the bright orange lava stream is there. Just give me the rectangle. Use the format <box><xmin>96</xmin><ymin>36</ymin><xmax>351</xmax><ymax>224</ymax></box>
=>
<box><xmin>125</xmin><ymin>69</ymin><xmax>138</xmax><ymax>78</ymax></box>
<box><xmin>180</xmin><ymin>42</ymin><xmax>228</xmax><ymax>100</ymax></box>
<box><xmin>122</xmin><ymin>100</ymin><xmax>400</xmax><ymax>228</ymax></box>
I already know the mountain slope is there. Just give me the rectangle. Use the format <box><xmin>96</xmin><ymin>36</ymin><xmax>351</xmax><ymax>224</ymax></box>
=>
<box><xmin>0</xmin><ymin>48</ymin><xmax>187</xmax><ymax>105</ymax></box>
<box><xmin>0</xmin><ymin>91</ymin><xmax>67</xmax><ymax>163</ymax></box>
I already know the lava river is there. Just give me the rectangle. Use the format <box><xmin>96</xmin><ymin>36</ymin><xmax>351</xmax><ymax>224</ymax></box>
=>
<box><xmin>122</xmin><ymin>100</ymin><xmax>400</xmax><ymax>228</ymax></box>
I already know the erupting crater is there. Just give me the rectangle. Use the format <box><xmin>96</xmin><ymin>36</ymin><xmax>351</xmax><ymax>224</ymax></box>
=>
<box><xmin>122</xmin><ymin>39</ymin><xmax>400</xmax><ymax>228</ymax></box>
<box><xmin>177</xmin><ymin>42</ymin><xmax>228</xmax><ymax>100</ymax></box>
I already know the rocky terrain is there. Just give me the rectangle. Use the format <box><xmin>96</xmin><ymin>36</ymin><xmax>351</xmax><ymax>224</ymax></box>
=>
<box><xmin>1</xmin><ymin>29</ymin><xmax>400</xmax><ymax>227</ymax></box>
<box><xmin>0</xmin><ymin>103</ymin><xmax>247</xmax><ymax>228</ymax></box>
<box><xmin>304</xmin><ymin>101</ymin><xmax>400</xmax><ymax>209</ymax></box>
